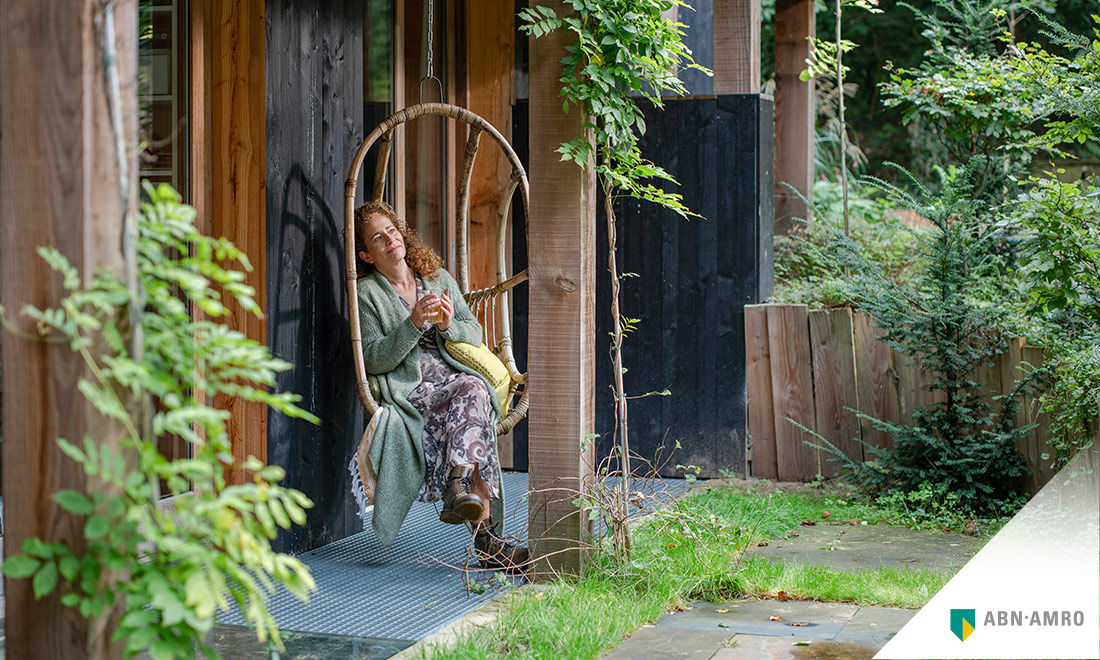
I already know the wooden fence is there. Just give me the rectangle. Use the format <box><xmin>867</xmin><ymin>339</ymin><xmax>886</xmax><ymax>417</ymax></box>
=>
<box><xmin>745</xmin><ymin>303</ymin><xmax>1059</xmax><ymax>494</ymax></box>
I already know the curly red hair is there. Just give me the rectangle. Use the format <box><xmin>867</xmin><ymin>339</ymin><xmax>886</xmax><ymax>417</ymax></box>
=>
<box><xmin>354</xmin><ymin>200</ymin><xmax>443</xmax><ymax>279</ymax></box>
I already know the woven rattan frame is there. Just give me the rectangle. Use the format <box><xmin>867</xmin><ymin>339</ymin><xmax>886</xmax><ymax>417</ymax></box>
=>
<box><xmin>345</xmin><ymin>102</ymin><xmax>530</xmax><ymax>434</ymax></box>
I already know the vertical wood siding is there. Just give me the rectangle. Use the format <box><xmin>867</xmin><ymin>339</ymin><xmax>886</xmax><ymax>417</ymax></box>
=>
<box><xmin>592</xmin><ymin>96</ymin><xmax>774</xmax><ymax>479</ymax></box>
<box><xmin>265</xmin><ymin>0</ymin><xmax>365</xmax><ymax>554</ymax></box>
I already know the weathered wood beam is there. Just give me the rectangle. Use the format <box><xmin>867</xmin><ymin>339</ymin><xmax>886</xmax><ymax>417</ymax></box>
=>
<box><xmin>1</xmin><ymin>1</ymin><xmax>137</xmax><ymax>656</ymax></box>
<box><xmin>774</xmin><ymin>0</ymin><xmax>816</xmax><ymax>234</ymax></box>
<box><xmin>466</xmin><ymin>0</ymin><xmax>516</xmax><ymax>466</ymax></box>
<box><xmin>714</xmin><ymin>0</ymin><xmax>762</xmax><ymax>95</ymax></box>
<box><xmin>206</xmin><ymin>0</ymin><xmax>267</xmax><ymax>482</ymax></box>
<box><xmin>466</xmin><ymin>0</ymin><xmax>515</xmax><ymax>292</ymax></box>
<box><xmin>527</xmin><ymin>0</ymin><xmax>597</xmax><ymax>576</ymax></box>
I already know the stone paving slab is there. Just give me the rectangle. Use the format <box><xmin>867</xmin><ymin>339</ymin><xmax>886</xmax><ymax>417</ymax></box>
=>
<box><xmin>603</xmin><ymin>626</ymin><xmax>735</xmax><ymax>660</ymax></box>
<box><xmin>751</xmin><ymin>524</ymin><xmax>980</xmax><ymax>573</ymax></box>
<box><xmin>658</xmin><ymin>601</ymin><xmax>858</xmax><ymax>638</ymax></box>
<box><xmin>712</xmin><ymin>636</ymin><xmax>879</xmax><ymax>660</ymax></box>
<box><xmin>834</xmin><ymin>605</ymin><xmax>916</xmax><ymax>645</ymax></box>
<box><xmin>605</xmin><ymin>599</ymin><xmax>915</xmax><ymax>660</ymax></box>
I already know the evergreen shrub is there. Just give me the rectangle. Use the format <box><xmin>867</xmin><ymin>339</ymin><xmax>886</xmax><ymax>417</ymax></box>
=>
<box><xmin>815</xmin><ymin>166</ymin><xmax>1034</xmax><ymax>515</ymax></box>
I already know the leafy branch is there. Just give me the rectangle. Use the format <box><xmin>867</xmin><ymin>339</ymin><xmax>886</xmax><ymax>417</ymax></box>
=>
<box><xmin>521</xmin><ymin>0</ymin><xmax>710</xmax><ymax>563</ymax></box>
<box><xmin>2</xmin><ymin>183</ymin><xmax>319</xmax><ymax>660</ymax></box>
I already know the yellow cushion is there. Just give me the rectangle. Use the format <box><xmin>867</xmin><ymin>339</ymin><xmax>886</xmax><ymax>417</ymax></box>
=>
<box><xmin>445</xmin><ymin>340</ymin><xmax>511</xmax><ymax>416</ymax></box>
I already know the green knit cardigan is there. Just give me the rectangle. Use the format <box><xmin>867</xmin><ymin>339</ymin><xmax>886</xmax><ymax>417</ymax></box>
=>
<box><xmin>356</xmin><ymin>267</ymin><xmax>502</xmax><ymax>545</ymax></box>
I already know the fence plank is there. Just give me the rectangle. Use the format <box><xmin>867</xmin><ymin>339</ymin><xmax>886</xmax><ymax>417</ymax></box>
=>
<box><xmin>972</xmin><ymin>352</ymin><xmax>1002</xmax><ymax>426</ymax></box>
<box><xmin>745</xmin><ymin>305</ymin><xmax>778</xmax><ymax>478</ymax></box>
<box><xmin>757</xmin><ymin>306</ymin><xmax>1074</xmax><ymax>492</ymax></box>
<box><xmin>853</xmin><ymin>312</ymin><xmax>898</xmax><ymax>452</ymax></box>
<box><xmin>808</xmin><ymin>308</ymin><xmax>860</xmax><ymax>477</ymax></box>
<box><xmin>894</xmin><ymin>349</ymin><xmax>916</xmax><ymax>424</ymax></box>
<box><xmin>1021</xmin><ymin>345</ymin><xmax>1054</xmax><ymax>494</ymax></box>
<box><xmin>1032</xmin><ymin>412</ymin><xmax>1055</xmax><ymax>493</ymax></box>
<box><xmin>998</xmin><ymin>336</ymin><xmax>1028</xmax><ymax>464</ymax></box>
<box><xmin>999</xmin><ymin>337</ymin><xmax>1029</xmax><ymax>494</ymax></box>
<box><xmin>767</xmin><ymin>304</ymin><xmax>818</xmax><ymax>480</ymax></box>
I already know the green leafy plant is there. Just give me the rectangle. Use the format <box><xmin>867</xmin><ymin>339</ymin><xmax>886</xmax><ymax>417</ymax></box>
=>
<box><xmin>520</xmin><ymin>0</ymin><xmax>709</xmax><ymax>562</ymax></box>
<box><xmin>874</xmin><ymin>480</ymin><xmax>963</xmax><ymax>529</ymax></box>
<box><xmin>773</xmin><ymin>179</ymin><xmax>924</xmax><ymax>307</ymax></box>
<box><xmin>1</xmin><ymin>183</ymin><xmax>319</xmax><ymax>659</ymax></box>
<box><xmin>879</xmin><ymin>3</ymin><xmax>1064</xmax><ymax>201</ymax></box>
<box><xmin>1038</xmin><ymin>342</ymin><xmax>1100</xmax><ymax>465</ymax></box>
<box><xmin>812</xmin><ymin>166</ymin><xmax>1034</xmax><ymax>515</ymax></box>
<box><xmin>904</xmin><ymin>0</ymin><xmax>1045</xmax><ymax>55</ymax></box>
<box><xmin>813</xmin><ymin>77</ymin><xmax>870</xmax><ymax>178</ymax></box>
<box><xmin>881</xmin><ymin>47</ymin><xmax>1051</xmax><ymax>194</ymax></box>
<box><xmin>1013</xmin><ymin>173</ymin><xmax>1100</xmax><ymax>323</ymax></box>
<box><xmin>1008</xmin><ymin>173</ymin><xmax>1100</xmax><ymax>466</ymax></box>
<box><xmin>1006</xmin><ymin>12</ymin><xmax>1100</xmax><ymax>147</ymax></box>
<box><xmin>1004</xmin><ymin>14</ymin><xmax>1100</xmax><ymax>466</ymax></box>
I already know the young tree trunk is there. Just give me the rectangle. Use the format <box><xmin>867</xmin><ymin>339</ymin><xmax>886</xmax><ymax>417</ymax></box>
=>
<box><xmin>836</xmin><ymin>0</ymin><xmax>850</xmax><ymax>239</ymax></box>
<box><xmin>604</xmin><ymin>184</ymin><xmax>632</xmax><ymax>562</ymax></box>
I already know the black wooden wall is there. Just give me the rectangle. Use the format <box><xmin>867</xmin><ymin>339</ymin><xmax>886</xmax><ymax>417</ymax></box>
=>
<box><xmin>593</xmin><ymin>96</ymin><xmax>773</xmax><ymax>479</ymax></box>
<box><xmin>512</xmin><ymin>96</ymin><xmax>773</xmax><ymax>478</ymax></box>
<box><xmin>266</xmin><ymin>0</ymin><xmax>365</xmax><ymax>554</ymax></box>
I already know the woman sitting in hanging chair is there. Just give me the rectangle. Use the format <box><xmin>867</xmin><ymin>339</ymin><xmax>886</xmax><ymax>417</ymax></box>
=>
<box><xmin>353</xmin><ymin>200</ymin><xmax>527</xmax><ymax>571</ymax></box>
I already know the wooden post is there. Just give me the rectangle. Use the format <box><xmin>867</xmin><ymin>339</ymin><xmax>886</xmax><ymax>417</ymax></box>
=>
<box><xmin>713</xmin><ymin>0</ymin><xmax>761</xmax><ymax>95</ymax></box>
<box><xmin>1</xmin><ymin>1</ymin><xmax>137</xmax><ymax>656</ymax></box>
<box><xmin>774</xmin><ymin>0</ymin><xmax>815</xmax><ymax>234</ymax></box>
<box><xmin>527</xmin><ymin>0</ymin><xmax>597</xmax><ymax>575</ymax></box>
<box><xmin>465</xmin><ymin>1</ymin><xmax>515</xmax><ymax>293</ymax></box>
<box><xmin>205</xmin><ymin>0</ymin><xmax>267</xmax><ymax>483</ymax></box>
<box><xmin>464</xmin><ymin>0</ymin><xmax>516</xmax><ymax>468</ymax></box>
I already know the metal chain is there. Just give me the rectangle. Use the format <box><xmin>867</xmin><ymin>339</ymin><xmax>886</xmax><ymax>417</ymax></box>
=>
<box><xmin>419</xmin><ymin>0</ymin><xmax>442</xmax><ymax>102</ymax></box>
<box><xmin>426</xmin><ymin>0</ymin><xmax>434</xmax><ymax>81</ymax></box>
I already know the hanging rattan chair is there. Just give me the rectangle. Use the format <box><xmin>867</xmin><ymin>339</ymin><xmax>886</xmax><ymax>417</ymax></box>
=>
<box><xmin>344</xmin><ymin>102</ymin><xmax>530</xmax><ymax>438</ymax></box>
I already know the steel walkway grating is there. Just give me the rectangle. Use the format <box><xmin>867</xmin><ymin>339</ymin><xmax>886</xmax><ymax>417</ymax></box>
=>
<box><xmin>221</xmin><ymin>472</ymin><xmax>531</xmax><ymax>641</ymax></box>
<box><xmin>220</xmin><ymin>472</ymin><xmax>692</xmax><ymax>644</ymax></box>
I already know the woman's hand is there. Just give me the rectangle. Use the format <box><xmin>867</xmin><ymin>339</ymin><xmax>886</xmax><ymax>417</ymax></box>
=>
<box><xmin>411</xmin><ymin>293</ymin><xmax>442</xmax><ymax>330</ymax></box>
<box><xmin>436</xmin><ymin>289</ymin><xmax>454</xmax><ymax>331</ymax></box>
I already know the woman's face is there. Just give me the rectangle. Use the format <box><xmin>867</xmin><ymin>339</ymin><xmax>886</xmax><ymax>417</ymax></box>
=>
<box><xmin>359</xmin><ymin>213</ymin><xmax>406</xmax><ymax>269</ymax></box>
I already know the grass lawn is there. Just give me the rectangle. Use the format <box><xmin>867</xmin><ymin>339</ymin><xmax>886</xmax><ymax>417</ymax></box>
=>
<box><xmin>418</xmin><ymin>481</ymin><xmax>989</xmax><ymax>659</ymax></box>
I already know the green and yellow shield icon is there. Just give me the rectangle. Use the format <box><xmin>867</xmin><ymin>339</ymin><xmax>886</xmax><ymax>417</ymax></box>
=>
<box><xmin>950</xmin><ymin>609</ymin><xmax>976</xmax><ymax>641</ymax></box>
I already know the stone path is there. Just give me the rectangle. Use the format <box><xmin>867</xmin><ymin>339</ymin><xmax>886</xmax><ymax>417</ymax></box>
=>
<box><xmin>603</xmin><ymin>523</ymin><xmax>984</xmax><ymax>659</ymax></box>
<box><xmin>750</xmin><ymin>524</ymin><xmax>981</xmax><ymax>573</ymax></box>
<box><xmin>605</xmin><ymin>599</ymin><xmax>913</xmax><ymax>660</ymax></box>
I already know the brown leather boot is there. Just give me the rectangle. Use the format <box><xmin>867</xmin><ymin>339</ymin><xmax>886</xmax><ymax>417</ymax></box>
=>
<box><xmin>474</xmin><ymin>520</ymin><xmax>530</xmax><ymax>572</ymax></box>
<box><xmin>439</xmin><ymin>465</ymin><xmax>484</xmax><ymax>525</ymax></box>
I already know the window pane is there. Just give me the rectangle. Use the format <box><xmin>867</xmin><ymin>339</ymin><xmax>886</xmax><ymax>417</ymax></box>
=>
<box><xmin>139</xmin><ymin>0</ymin><xmax>189</xmax><ymax>197</ymax></box>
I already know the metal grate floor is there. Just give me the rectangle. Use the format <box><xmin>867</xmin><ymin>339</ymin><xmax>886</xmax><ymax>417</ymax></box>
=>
<box><xmin>220</xmin><ymin>472</ymin><xmax>692</xmax><ymax>645</ymax></box>
<box><xmin>221</xmin><ymin>472</ymin><xmax>531</xmax><ymax>642</ymax></box>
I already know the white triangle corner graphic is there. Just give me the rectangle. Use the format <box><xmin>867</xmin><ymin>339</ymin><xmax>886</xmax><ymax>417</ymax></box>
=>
<box><xmin>874</xmin><ymin>446</ymin><xmax>1099</xmax><ymax>660</ymax></box>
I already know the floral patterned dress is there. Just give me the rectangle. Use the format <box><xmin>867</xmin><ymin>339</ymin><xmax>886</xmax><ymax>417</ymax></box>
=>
<box><xmin>399</xmin><ymin>277</ymin><xmax>501</xmax><ymax>503</ymax></box>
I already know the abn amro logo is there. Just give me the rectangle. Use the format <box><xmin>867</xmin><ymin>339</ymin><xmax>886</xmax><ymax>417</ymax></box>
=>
<box><xmin>951</xmin><ymin>608</ymin><xmax>976</xmax><ymax>641</ymax></box>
